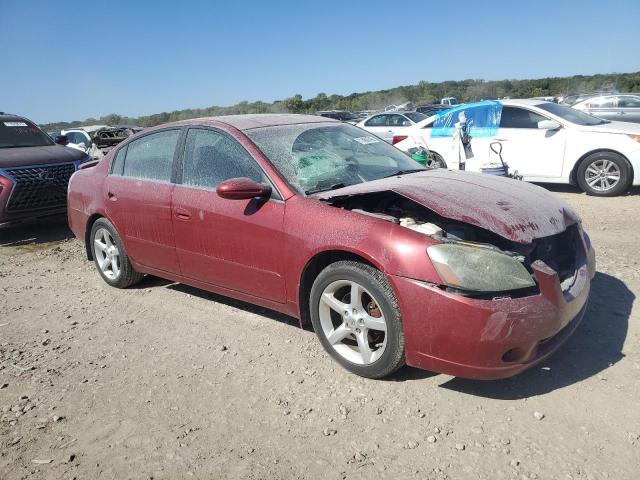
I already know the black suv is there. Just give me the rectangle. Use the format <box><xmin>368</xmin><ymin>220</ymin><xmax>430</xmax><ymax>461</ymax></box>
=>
<box><xmin>0</xmin><ymin>113</ymin><xmax>89</xmax><ymax>227</ymax></box>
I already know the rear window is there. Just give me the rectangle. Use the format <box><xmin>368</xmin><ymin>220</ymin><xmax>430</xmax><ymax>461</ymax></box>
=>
<box><xmin>404</xmin><ymin>112</ymin><xmax>428</xmax><ymax>123</ymax></box>
<box><xmin>121</xmin><ymin>129</ymin><xmax>180</xmax><ymax>182</ymax></box>
<box><xmin>0</xmin><ymin>119</ymin><xmax>54</xmax><ymax>148</ymax></box>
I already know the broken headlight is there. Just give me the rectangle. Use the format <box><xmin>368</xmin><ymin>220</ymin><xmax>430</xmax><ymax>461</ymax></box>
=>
<box><xmin>427</xmin><ymin>244</ymin><xmax>535</xmax><ymax>293</ymax></box>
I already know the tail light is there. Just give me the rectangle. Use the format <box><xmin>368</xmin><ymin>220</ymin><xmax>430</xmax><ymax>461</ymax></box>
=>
<box><xmin>0</xmin><ymin>173</ymin><xmax>13</xmax><ymax>194</ymax></box>
<box><xmin>392</xmin><ymin>135</ymin><xmax>408</xmax><ymax>145</ymax></box>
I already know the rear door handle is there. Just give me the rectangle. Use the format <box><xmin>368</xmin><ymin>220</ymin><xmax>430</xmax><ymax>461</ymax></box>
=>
<box><xmin>107</xmin><ymin>191</ymin><xmax>117</xmax><ymax>201</ymax></box>
<box><xmin>175</xmin><ymin>208</ymin><xmax>191</xmax><ymax>220</ymax></box>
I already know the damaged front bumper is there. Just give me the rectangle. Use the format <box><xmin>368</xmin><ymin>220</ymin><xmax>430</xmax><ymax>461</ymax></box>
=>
<box><xmin>390</xmin><ymin>241</ymin><xmax>596</xmax><ymax>380</ymax></box>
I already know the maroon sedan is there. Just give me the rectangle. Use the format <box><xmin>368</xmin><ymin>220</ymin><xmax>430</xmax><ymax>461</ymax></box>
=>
<box><xmin>67</xmin><ymin>114</ymin><xmax>595</xmax><ymax>379</ymax></box>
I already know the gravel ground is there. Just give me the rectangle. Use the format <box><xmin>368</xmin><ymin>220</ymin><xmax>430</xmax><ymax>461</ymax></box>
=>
<box><xmin>1</xmin><ymin>185</ymin><xmax>639</xmax><ymax>480</ymax></box>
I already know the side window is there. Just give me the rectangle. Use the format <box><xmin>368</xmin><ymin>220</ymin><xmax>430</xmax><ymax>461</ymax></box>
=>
<box><xmin>585</xmin><ymin>96</ymin><xmax>616</xmax><ymax>108</ymax></box>
<box><xmin>500</xmin><ymin>107</ymin><xmax>547</xmax><ymax>129</ymax></box>
<box><xmin>389</xmin><ymin>115</ymin><xmax>411</xmax><ymax>126</ymax></box>
<box><xmin>111</xmin><ymin>145</ymin><xmax>127</xmax><ymax>174</ymax></box>
<box><xmin>365</xmin><ymin>115</ymin><xmax>388</xmax><ymax>127</ymax></box>
<box><xmin>67</xmin><ymin>132</ymin><xmax>86</xmax><ymax>145</ymax></box>
<box><xmin>618</xmin><ymin>96</ymin><xmax>640</xmax><ymax>108</ymax></box>
<box><xmin>122</xmin><ymin>129</ymin><xmax>180</xmax><ymax>182</ymax></box>
<box><xmin>181</xmin><ymin>128</ymin><xmax>265</xmax><ymax>190</ymax></box>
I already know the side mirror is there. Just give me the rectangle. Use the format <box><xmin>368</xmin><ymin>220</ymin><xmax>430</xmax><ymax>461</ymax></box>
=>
<box><xmin>54</xmin><ymin>134</ymin><xmax>69</xmax><ymax>146</ymax></box>
<box><xmin>537</xmin><ymin>120</ymin><xmax>561</xmax><ymax>130</ymax></box>
<box><xmin>216</xmin><ymin>177</ymin><xmax>271</xmax><ymax>200</ymax></box>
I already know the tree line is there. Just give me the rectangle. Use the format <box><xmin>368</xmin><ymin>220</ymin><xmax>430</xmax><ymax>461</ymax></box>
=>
<box><xmin>42</xmin><ymin>71</ymin><xmax>640</xmax><ymax>131</ymax></box>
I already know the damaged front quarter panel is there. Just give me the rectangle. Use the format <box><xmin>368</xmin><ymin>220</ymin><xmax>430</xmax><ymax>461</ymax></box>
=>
<box><xmin>314</xmin><ymin>170</ymin><xmax>587</xmax><ymax>299</ymax></box>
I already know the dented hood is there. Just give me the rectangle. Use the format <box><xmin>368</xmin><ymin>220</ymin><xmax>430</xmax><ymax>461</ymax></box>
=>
<box><xmin>314</xmin><ymin>170</ymin><xmax>579</xmax><ymax>244</ymax></box>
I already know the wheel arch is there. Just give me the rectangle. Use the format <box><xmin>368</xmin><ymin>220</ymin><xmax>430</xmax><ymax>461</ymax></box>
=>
<box><xmin>569</xmin><ymin>148</ymin><xmax>633</xmax><ymax>185</ymax></box>
<box><xmin>297</xmin><ymin>249</ymin><xmax>380</xmax><ymax>327</ymax></box>
<box><xmin>84</xmin><ymin>213</ymin><xmax>104</xmax><ymax>260</ymax></box>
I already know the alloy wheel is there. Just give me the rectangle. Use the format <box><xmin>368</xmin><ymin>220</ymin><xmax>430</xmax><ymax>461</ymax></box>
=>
<box><xmin>93</xmin><ymin>227</ymin><xmax>121</xmax><ymax>280</ymax></box>
<box><xmin>318</xmin><ymin>280</ymin><xmax>388</xmax><ymax>365</ymax></box>
<box><xmin>584</xmin><ymin>159</ymin><xmax>621</xmax><ymax>192</ymax></box>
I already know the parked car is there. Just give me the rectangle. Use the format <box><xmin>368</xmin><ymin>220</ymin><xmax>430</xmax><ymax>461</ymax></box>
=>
<box><xmin>560</xmin><ymin>91</ymin><xmax>619</xmax><ymax>106</ymax></box>
<box><xmin>394</xmin><ymin>99</ymin><xmax>640</xmax><ymax>196</ymax></box>
<box><xmin>93</xmin><ymin>125</ymin><xmax>143</xmax><ymax>154</ymax></box>
<box><xmin>571</xmin><ymin>94</ymin><xmax>640</xmax><ymax>124</ymax></box>
<box><xmin>441</xmin><ymin>97</ymin><xmax>458</xmax><ymax>106</ymax></box>
<box><xmin>61</xmin><ymin>128</ymin><xmax>104</xmax><ymax>159</ymax></box>
<box><xmin>356</xmin><ymin>111</ymin><xmax>428</xmax><ymax>142</ymax></box>
<box><xmin>315</xmin><ymin>111</ymin><xmax>360</xmax><ymax>124</ymax></box>
<box><xmin>0</xmin><ymin>112</ymin><xmax>90</xmax><ymax>227</ymax></box>
<box><xmin>67</xmin><ymin>114</ymin><xmax>595</xmax><ymax>380</ymax></box>
<box><xmin>384</xmin><ymin>102</ymin><xmax>413</xmax><ymax>112</ymax></box>
<box><xmin>415</xmin><ymin>104</ymin><xmax>451</xmax><ymax>116</ymax></box>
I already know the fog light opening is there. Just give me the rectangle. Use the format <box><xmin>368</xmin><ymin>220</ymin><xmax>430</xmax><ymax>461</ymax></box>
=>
<box><xmin>502</xmin><ymin>348</ymin><xmax>527</xmax><ymax>363</ymax></box>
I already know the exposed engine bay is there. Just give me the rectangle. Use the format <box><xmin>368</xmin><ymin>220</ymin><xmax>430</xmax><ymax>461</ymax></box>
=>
<box><xmin>324</xmin><ymin>191</ymin><xmax>582</xmax><ymax>296</ymax></box>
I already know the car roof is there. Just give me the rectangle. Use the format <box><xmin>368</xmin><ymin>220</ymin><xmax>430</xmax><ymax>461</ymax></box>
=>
<box><xmin>501</xmin><ymin>98</ymin><xmax>547</xmax><ymax>106</ymax></box>
<box><xmin>173</xmin><ymin>114</ymin><xmax>337</xmax><ymax>131</ymax></box>
<box><xmin>370</xmin><ymin>111</ymin><xmax>416</xmax><ymax>115</ymax></box>
<box><xmin>0</xmin><ymin>113</ymin><xmax>32</xmax><ymax>123</ymax></box>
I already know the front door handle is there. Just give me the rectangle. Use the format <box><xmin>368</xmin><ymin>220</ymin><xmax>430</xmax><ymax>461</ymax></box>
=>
<box><xmin>175</xmin><ymin>208</ymin><xmax>191</xmax><ymax>220</ymax></box>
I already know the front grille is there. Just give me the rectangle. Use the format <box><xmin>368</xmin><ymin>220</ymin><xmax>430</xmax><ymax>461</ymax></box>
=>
<box><xmin>5</xmin><ymin>163</ymin><xmax>76</xmax><ymax>212</ymax></box>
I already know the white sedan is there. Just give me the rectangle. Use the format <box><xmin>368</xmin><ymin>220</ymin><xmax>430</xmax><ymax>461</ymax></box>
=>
<box><xmin>356</xmin><ymin>111</ymin><xmax>428</xmax><ymax>143</ymax></box>
<box><xmin>393</xmin><ymin>99</ymin><xmax>640</xmax><ymax>196</ymax></box>
<box><xmin>61</xmin><ymin>128</ymin><xmax>104</xmax><ymax>160</ymax></box>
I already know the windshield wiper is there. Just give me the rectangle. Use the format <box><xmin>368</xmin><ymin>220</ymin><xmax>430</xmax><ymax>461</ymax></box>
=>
<box><xmin>383</xmin><ymin>168</ymin><xmax>426</xmax><ymax>178</ymax></box>
<box><xmin>305</xmin><ymin>183</ymin><xmax>348</xmax><ymax>195</ymax></box>
<box><xmin>304</xmin><ymin>183</ymin><xmax>348</xmax><ymax>195</ymax></box>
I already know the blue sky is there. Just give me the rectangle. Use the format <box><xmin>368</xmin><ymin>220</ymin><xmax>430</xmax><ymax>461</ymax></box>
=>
<box><xmin>1</xmin><ymin>0</ymin><xmax>639</xmax><ymax>123</ymax></box>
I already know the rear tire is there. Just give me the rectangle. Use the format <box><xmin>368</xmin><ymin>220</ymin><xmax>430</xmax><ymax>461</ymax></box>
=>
<box><xmin>429</xmin><ymin>152</ymin><xmax>447</xmax><ymax>169</ymax></box>
<box><xmin>90</xmin><ymin>218</ymin><xmax>144</xmax><ymax>288</ymax></box>
<box><xmin>576</xmin><ymin>151</ymin><xmax>631</xmax><ymax>197</ymax></box>
<box><xmin>309</xmin><ymin>261</ymin><xmax>405</xmax><ymax>379</ymax></box>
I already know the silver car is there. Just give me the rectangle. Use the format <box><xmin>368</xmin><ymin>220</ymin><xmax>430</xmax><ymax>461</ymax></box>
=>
<box><xmin>572</xmin><ymin>94</ymin><xmax>640</xmax><ymax>124</ymax></box>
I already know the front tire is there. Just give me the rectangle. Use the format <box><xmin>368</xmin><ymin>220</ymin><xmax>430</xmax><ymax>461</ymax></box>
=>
<box><xmin>576</xmin><ymin>151</ymin><xmax>632</xmax><ymax>197</ymax></box>
<box><xmin>309</xmin><ymin>261</ymin><xmax>405</xmax><ymax>379</ymax></box>
<box><xmin>90</xmin><ymin>218</ymin><xmax>144</xmax><ymax>288</ymax></box>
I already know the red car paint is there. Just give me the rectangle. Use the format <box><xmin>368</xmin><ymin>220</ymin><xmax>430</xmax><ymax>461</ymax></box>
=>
<box><xmin>67</xmin><ymin>114</ymin><xmax>595</xmax><ymax>380</ymax></box>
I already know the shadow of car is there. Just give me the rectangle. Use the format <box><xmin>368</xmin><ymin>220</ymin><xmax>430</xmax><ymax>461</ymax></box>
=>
<box><xmin>438</xmin><ymin>272</ymin><xmax>632</xmax><ymax>398</ymax></box>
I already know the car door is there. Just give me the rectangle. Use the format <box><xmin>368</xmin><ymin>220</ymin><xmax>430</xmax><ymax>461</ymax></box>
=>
<box><xmin>104</xmin><ymin>128</ymin><xmax>182</xmax><ymax>273</ymax></box>
<box><xmin>616</xmin><ymin>95</ymin><xmax>640</xmax><ymax>123</ymax></box>
<box><xmin>171</xmin><ymin>127</ymin><xmax>287</xmax><ymax>303</ymax></box>
<box><xmin>362</xmin><ymin>114</ymin><xmax>392</xmax><ymax>141</ymax></box>
<box><xmin>494</xmin><ymin>106</ymin><xmax>566</xmax><ymax>178</ymax></box>
<box><xmin>580</xmin><ymin>96</ymin><xmax>618</xmax><ymax>122</ymax></box>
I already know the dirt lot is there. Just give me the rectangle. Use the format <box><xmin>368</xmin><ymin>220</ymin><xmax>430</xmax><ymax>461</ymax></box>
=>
<box><xmin>1</xmin><ymin>186</ymin><xmax>639</xmax><ymax>480</ymax></box>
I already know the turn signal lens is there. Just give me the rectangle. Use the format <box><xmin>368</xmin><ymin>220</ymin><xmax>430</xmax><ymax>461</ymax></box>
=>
<box><xmin>628</xmin><ymin>134</ymin><xmax>640</xmax><ymax>143</ymax></box>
